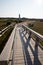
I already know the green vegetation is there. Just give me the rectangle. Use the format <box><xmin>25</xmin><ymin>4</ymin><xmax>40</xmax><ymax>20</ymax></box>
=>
<box><xmin>29</xmin><ymin>21</ymin><xmax>43</xmax><ymax>35</ymax></box>
<box><xmin>0</xmin><ymin>18</ymin><xmax>15</xmax><ymax>30</ymax></box>
<box><xmin>28</xmin><ymin>21</ymin><xmax>43</xmax><ymax>46</ymax></box>
<box><xmin>0</xmin><ymin>22</ymin><xmax>7</xmax><ymax>30</ymax></box>
<box><xmin>0</xmin><ymin>27</ymin><xmax>14</xmax><ymax>54</ymax></box>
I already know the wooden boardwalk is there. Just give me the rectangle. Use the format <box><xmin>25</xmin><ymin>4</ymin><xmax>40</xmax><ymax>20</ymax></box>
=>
<box><xmin>12</xmin><ymin>28</ymin><xmax>25</xmax><ymax>65</ymax></box>
<box><xmin>0</xmin><ymin>25</ymin><xmax>43</xmax><ymax>65</ymax></box>
<box><xmin>19</xmin><ymin>27</ymin><xmax>43</xmax><ymax>65</ymax></box>
<box><xmin>12</xmin><ymin>27</ymin><xmax>43</xmax><ymax>65</ymax></box>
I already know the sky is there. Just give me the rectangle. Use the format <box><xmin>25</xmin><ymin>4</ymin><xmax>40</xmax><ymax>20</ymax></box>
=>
<box><xmin>0</xmin><ymin>0</ymin><xmax>43</xmax><ymax>18</ymax></box>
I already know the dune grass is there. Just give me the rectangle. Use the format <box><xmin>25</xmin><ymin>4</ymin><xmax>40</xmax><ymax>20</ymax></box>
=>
<box><xmin>28</xmin><ymin>21</ymin><xmax>43</xmax><ymax>46</ymax></box>
<box><xmin>29</xmin><ymin>21</ymin><xmax>43</xmax><ymax>35</ymax></box>
<box><xmin>0</xmin><ymin>22</ymin><xmax>7</xmax><ymax>30</ymax></box>
<box><xmin>0</xmin><ymin>27</ymin><xmax>13</xmax><ymax>54</ymax></box>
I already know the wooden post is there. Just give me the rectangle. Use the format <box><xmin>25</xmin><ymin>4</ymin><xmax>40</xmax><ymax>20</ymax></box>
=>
<box><xmin>35</xmin><ymin>36</ymin><xmax>39</xmax><ymax>49</ymax></box>
<box><xmin>29</xmin><ymin>31</ymin><xmax>31</xmax><ymax>38</ymax></box>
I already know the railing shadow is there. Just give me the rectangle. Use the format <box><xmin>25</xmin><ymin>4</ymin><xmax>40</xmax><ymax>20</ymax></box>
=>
<box><xmin>19</xmin><ymin>29</ymin><xmax>42</xmax><ymax>65</ymax></box>
<box><xmin>34</xmin><ymin>38</ymin><xmax>41</xmax><ymax>65</ymax></box>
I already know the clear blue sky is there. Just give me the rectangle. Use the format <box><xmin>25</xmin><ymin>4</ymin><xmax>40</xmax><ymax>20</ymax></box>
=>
<box><xmin>0</xmin><ymin>0</ymin><xmax>43</xmax><ymax>18</ymax></box>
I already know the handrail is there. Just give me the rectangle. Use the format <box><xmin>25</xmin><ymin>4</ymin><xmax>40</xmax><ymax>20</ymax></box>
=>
<box><xmin>21</xmin><ymin>24</ymin><xmax>43</xmax><ymax>49</ymax></box>
<box><xmin>22</xmin><ymin>25</ymin><xmax>43</xmax><ymax>41</ymax></box>
<box><xmin>0</xmin><ymin>25</ymin><xmax>17</xmax><ymax>65</ymax></box>
<box><xmin>0</xmin><ymin>24</ymin><xmax>13</xmax><ymax>34</ymax></box>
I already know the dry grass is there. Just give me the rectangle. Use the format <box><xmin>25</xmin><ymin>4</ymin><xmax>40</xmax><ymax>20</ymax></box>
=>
<box><xmin>28</xmin><ymin>21</ymin><xmax>43</xmax><ymax>35</ymax></box>
<box><xmin>0</xmin><ymin>22</ymin><xmax>7</xmax><ymax>30</ymax></box>
<box><xmin>28</xmin><ymin>21</ymin><xmax>43</xmax><ymax>46</ymax></box>
<box><xmin>31</xmin><ymin>21</ymin><xmax>43</xmax><ymax>35</ymax></box>
<box><xmin>0</xmin><ymin>27</ymin><xmax>13</xmax><ymax>54</ymax></box>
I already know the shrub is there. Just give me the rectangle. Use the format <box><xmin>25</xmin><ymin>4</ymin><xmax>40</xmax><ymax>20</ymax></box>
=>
<box><xmin>28</xmin><ymin>24</ymin><xmax>34</xmax><ymax>27</ymax></box>
<box><xmin>6</xmin><ymin>22</ymin><xmax>11</xmax><ymax>26</ymax></box>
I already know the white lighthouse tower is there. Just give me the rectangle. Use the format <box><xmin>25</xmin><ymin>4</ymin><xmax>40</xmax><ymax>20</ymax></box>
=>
<box><xmin>19</xmin><ymin>14</ymin><xmax>20</xmax><ymax>20</ymax></box>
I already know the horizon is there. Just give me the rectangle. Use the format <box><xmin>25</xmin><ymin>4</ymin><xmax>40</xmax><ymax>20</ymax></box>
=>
<box><xmin>0</xmin><ymin>16</ymin><xmax>43</xmax><ymax>19</ymax></box>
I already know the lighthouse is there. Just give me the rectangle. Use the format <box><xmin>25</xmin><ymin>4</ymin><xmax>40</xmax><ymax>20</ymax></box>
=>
<box><xmin>19</xmin><ymin>14</ymin><xmax>20</xmax><ymax>20</ymax></box>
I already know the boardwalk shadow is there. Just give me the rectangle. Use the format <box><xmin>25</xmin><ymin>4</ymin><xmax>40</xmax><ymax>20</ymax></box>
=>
<box><xmin>19</xmin><ymin>29</ymin><xmax>42</xmax><ymax>65</ymax></box>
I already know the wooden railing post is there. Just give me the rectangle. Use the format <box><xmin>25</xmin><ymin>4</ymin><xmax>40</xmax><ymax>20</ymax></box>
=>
<box><xmin>26</xmin><ymin>29</ymin><xmax>27</xmax><ymax>34</ymax></box>
<box><xmin>29</xmin><ymin>31</ymin><xmax>31</xmax><ymax>38</ymax></box>
<box><xmin>35</xmin><ymin>36</ymin><xmax>39</xmax><ymax>49</ymax></box>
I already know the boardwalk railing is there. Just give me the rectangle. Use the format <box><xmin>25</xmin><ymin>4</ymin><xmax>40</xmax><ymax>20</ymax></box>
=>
<box><xmin>22</xmin><ymin>25</ymin><xmax>43</xmax><ymax>49</ymax></box>
<box><xmin>0</xmin><ymin>24</ymin><xmax>43</xmax><ymax>65</ymax></box>
<box><xmin>0</xmin><ymin>24</ymin><xmax>14</xmax><ymax>35</ymax></box>
<box><xmin>0</xmin><ymin>25</ymin><xmax>17</xmax><ymax>65</ymax></box>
